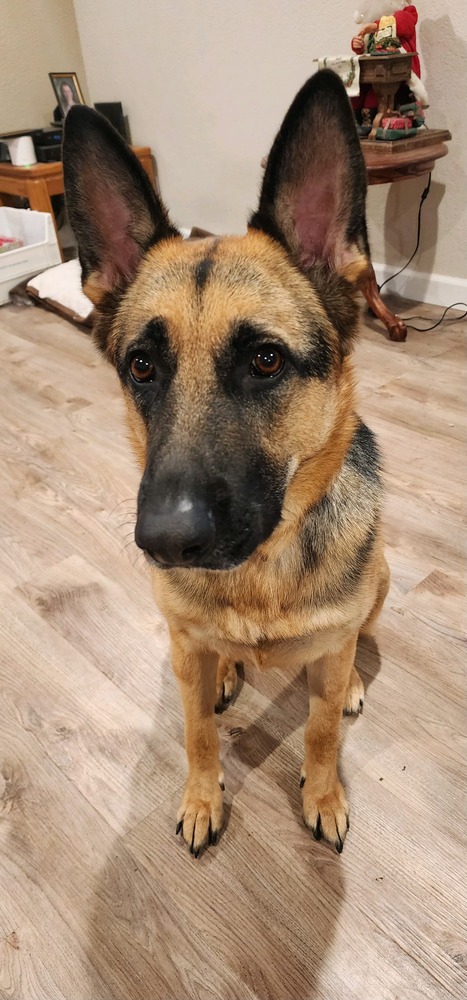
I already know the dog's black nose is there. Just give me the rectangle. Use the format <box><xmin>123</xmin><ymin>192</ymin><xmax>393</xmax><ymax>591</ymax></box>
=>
<box><xmin>135</xmin><ymin>499</ymin><xmax>216</xmax><ymax>567</ymax></box>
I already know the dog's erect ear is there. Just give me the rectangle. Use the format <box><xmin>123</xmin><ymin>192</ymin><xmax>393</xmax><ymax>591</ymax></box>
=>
<box><xmin>249</xmin><ymin>70</ymin><xmax>369</xmax><ymax>283</ymax></box>
<box><xmin>63</xmin><ymin>106</ymin><xmax>179</xmax><ymax>303</ymax></box>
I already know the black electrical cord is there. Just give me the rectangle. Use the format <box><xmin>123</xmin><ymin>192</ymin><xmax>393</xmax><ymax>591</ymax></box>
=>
<box><xmin>378</xmin><ymin>172</ymin><xmax>431</xmax><ymax>294</ymax></box>
<box><xmin>376</xmin><ymin>172</ymin><xmax>466</xmax><ymax>332</ymax></box>
<box><xmin>403</xmin><ymin>302</ymin><xmax>467</xmax><ymax>331</ymax></box>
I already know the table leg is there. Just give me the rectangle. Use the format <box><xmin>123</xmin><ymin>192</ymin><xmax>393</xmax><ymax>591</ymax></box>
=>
<box><xmin>361</xmin><ymin>264</ymin><xmax>407</xmax><ymax>342</ymax></box>
<box><xmin>26</xmin><ymin>178</ymin><xmax>64</xmax><ymax>261</ymax></box>
<box><xmin>369</xmin><ymin>83</ymin><xmax>398</xmax><ymax>139</ymax></box>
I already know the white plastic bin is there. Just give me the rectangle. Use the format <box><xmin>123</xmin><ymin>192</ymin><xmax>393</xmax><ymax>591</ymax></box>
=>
<box><xmin>0</xmin><ymin>207</ymin><xmax>61</xmax><ymax>305</ymax></box>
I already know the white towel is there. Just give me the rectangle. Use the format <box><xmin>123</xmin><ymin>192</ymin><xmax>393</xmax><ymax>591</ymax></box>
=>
<box><xmin>27</xmin><ymin>259</ymin><xmax>94</xmax><ymax>320</ymax></box>
<box><xmin>317</xmin><ymin>56</ymin><xmax>360</xmax><ymax>98</ymax></box>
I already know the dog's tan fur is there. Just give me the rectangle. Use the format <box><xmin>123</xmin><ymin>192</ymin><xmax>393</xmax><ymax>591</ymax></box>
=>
<box><xmin>64</xmin><ymin>71</ymin><xmax>389</xmax><ymax>856</ymax></box>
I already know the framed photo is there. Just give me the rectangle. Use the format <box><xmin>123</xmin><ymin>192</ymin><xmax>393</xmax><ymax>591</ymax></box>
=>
<box><xmin>49</xmin><ymin>72</ymin><xmax>85</xmax><ymax>117</ymax></box>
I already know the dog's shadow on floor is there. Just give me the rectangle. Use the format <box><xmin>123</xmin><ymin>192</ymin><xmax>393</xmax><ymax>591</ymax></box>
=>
<box><xmin>84</xmin><ymin>635</ymin><xmax>383</xmax><ymax>999</ymax></box>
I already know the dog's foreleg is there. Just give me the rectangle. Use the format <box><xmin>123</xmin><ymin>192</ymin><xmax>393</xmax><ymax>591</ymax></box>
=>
<box><xmin>300</xmin><ymin>634</ymin><xmax>358</xmax><ymax>852</ymax></box>
<box><xmin>170</xmin><ymin>631</ymin><xmax>224</xmax><ymax>855</ymax></box>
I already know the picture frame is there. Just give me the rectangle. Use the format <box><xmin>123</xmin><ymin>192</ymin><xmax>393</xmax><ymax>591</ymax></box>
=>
<box><xmin>49</xmin><ymin>72</ymin><xmax>85</xmax><ymax>118</ymax></box>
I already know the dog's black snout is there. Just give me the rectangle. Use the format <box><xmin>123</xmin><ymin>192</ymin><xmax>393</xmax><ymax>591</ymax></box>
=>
<box><xmin>135</xmin><ymin>499</ymin><xmax>216</xmax><ymax>567</ymax></box>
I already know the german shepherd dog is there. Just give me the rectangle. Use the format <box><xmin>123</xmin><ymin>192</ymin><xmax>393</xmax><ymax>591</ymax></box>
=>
<box><xmin>63</xmin><ymin>70</ymin><xmax>389</xmax><ymax>856</ymax></box>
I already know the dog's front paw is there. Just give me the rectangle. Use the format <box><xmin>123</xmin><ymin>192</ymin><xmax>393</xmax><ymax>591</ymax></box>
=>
<box><xmin>300</xmin><ymin>773</ymin><xmax>349</xmax><ymax>853</ymax></box>
<box><xmin>343</xmin><ymin>665</ymin><xmax>364</xmax><ymax>716</ymax></box>
<box><xmin>176</xmin><ymin>772</ymin><xmax>224</xmax><ymax>856</ymax></box>
<box><xmin>215</xmin><ymin>656</ymin><xmax>238</xmax><ymax>712</ymax></box>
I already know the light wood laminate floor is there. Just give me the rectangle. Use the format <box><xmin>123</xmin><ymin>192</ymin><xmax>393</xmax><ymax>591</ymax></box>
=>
<box><xmin>0</xmin><ymin>299</ymin><xmax>465</xmax><ymax>1000</ymax></box>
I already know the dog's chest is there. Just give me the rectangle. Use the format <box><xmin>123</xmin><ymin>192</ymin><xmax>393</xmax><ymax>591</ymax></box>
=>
<box><xmin>153</xmin><ymin>560</ymin><xmax>359</xmax><ymax>669</ymax></box>
<box><xmin>170</xmin><ymin>604</ymin><xmax>353</xmax><ymax>670</ymax></box>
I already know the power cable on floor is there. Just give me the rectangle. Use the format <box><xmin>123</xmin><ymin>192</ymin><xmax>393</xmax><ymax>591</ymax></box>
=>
<box><xmin>376</xmin><ymin>173</ymin><xmax>466</xmax><ymax>332</ymax></box>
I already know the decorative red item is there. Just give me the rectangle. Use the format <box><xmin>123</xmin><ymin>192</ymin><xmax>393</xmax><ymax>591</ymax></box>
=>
<box><xmin>381</xmin><ymin>116</ymin><xmax>412</xmax><ymax>129</ymax></box>
<box><xmin>0</xmin><ymin>235</ymin><xmax>24</xmax><ymax>252</ymax></box>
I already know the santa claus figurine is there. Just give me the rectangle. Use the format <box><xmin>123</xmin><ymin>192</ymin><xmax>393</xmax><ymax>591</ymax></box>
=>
<box><xmin>351</xmin><ymin>3</ymin><xmax>427</xmax><ymax>133</ymax></box>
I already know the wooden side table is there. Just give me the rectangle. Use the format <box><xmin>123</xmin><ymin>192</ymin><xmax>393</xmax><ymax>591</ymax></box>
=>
<box><xmin>0</xmin><ymin>147</ymin><xmax>155</xmax><ymax>261</ymax></box>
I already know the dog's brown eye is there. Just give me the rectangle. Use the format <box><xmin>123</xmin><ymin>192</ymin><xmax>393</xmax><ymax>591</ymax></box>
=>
<box><xmin>250</xmin><ymin>347</ymin><xmax>284</xmax><ymax>378</ymax></box>
<box><xmin>130</xmin><ymin>352</ymin><xmax>155</xmax><ymax>383</ymax></box>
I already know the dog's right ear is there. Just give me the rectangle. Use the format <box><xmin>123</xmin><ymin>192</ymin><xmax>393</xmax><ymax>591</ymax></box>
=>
<box><xmin>249</xmin><ymin>70</ymin><xmax>369</xmax><ymax>285</ymax></box>
<box><xmin>63</xmin><ymin>106</ymin><xmax>179</xmax><ymax>304</ymax></box>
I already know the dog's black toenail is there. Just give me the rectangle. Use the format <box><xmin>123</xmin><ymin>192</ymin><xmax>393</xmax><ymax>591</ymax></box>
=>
<box><xmin>346</xmin><ymin>813</ymin><xmax>350</xmax><ymax>831</ymax></box>
<box><xmin>176</xmin><ymin>820</ymin><xmax>183</xmax><ymax>835</ymax></box>
<box><xmin>194</xmin><ymin>848</ymin><xmax>200</xmax><ymax>858</ymax></box>
<box><xmin>219</xmin><ymin>781</ymin><xmax>225</xmax><ymax>791</ymax></box>
<box><xmin>336</xmin><ymin>834</ymin><xmax>343</xmax><ymax>854</ymax></box>
<box><xmin>312</xmin><ymin>815</ymin><xmax>322</xmax><ymax>840</ymax></box>
<box><xmin>300</xmin><ymin>775</ymin><xmax>306</xmax><ymax>788</ymax></box>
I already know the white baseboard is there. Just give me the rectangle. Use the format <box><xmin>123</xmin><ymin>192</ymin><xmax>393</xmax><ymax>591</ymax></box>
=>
<box><xmin>372</xmin><ymin>263</ymin><xmax>467</xmax><ymax>309</ymax></box>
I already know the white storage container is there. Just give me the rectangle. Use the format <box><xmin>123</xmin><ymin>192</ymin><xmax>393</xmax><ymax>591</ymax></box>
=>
<box><xmin>0</xmin><ymin>206</ymin><xmax>61</xmax><ymax>305</ymax></box>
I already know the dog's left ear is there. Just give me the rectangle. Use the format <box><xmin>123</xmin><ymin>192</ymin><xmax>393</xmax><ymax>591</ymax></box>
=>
<box><xmin>249</xmin><ymin>69</ymin><xmax>369</xmax><ymax>285</ymax></box>
<box><xmin>63</xmin><ymin>105</ymin><xmax>179</xmax><ymax>304</ymax></box>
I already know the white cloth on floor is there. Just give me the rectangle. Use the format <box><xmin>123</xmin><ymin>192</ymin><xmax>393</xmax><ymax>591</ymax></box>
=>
<box><xmin>27</xmin><ymin>259</ymin><xmax>94</xmax><ymax>319</ymax></box>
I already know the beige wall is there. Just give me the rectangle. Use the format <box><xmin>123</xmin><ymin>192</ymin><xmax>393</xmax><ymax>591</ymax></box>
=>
<box><xmin>1</xmin><ymin>0</ymin><xmax>88</xmax><ymax>135</ymax></box>
<box><xmin>73</xmin><ymin>0</ymin><xmax>465</xmax><ymax>285</ymax></box>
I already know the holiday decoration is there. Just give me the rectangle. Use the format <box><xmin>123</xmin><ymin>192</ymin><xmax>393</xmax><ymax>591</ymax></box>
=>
<box><xmin>350</xmin><ymin>3</ymin><xmax>427</xmax><ymax>137</ymax></box>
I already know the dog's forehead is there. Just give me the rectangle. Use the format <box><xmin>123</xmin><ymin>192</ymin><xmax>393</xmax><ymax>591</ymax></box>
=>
<box><xmin>118</xmin><ymin>230</ymin><xmax>326</xmax><ymax>353</ymax></box>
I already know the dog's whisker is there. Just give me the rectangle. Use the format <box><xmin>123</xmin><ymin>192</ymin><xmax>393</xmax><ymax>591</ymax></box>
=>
<box><xmin>120</xmin><ymin>535</ymin><xmax>136</xmax><ymax>549</ymax></box>
<box><xmin>107</xmin><ymin>497</ymin><xmax>136</xmax><ymax>517</ymax></box>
